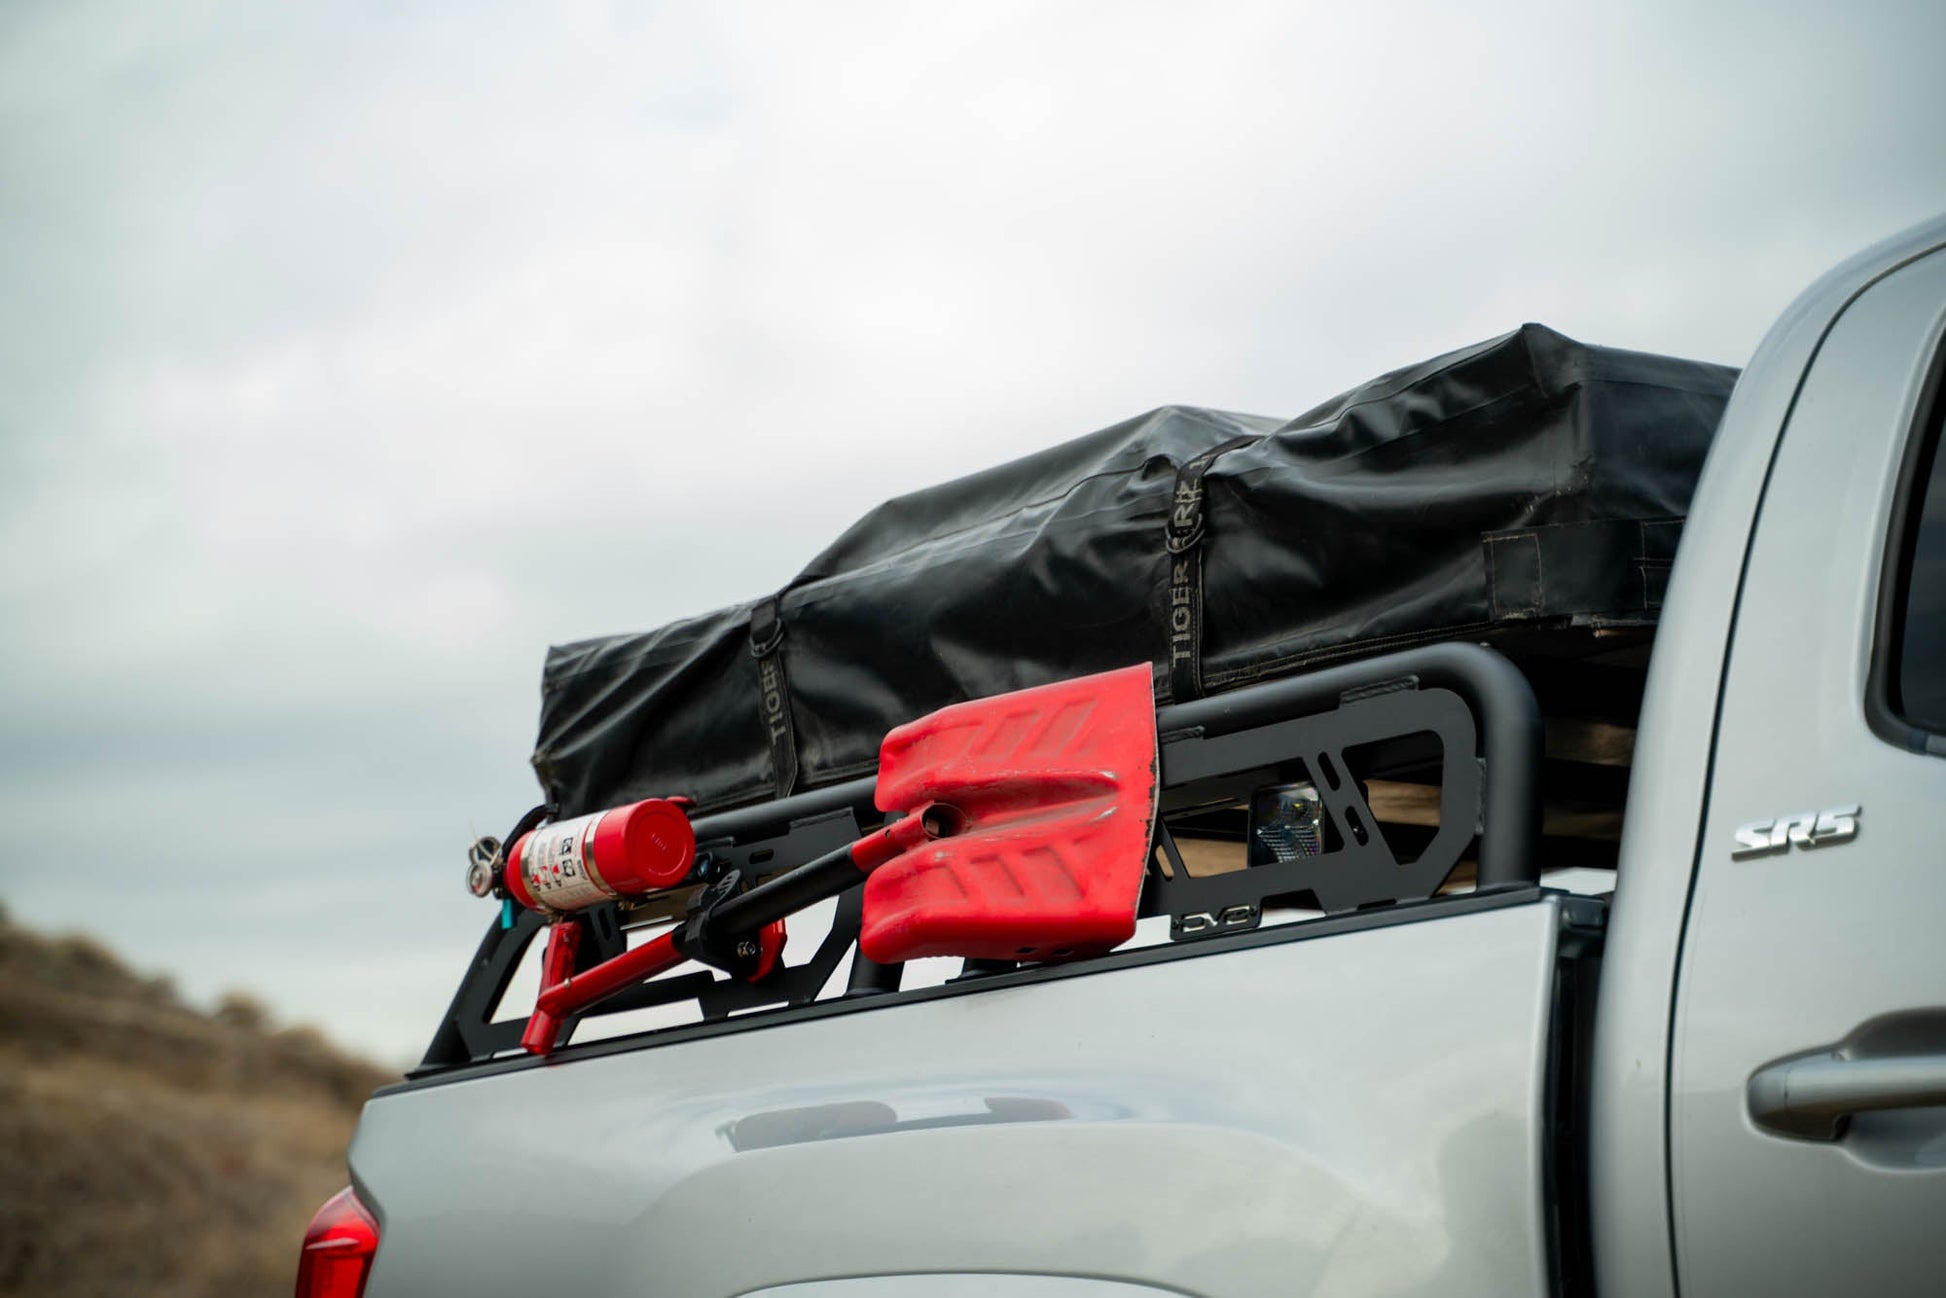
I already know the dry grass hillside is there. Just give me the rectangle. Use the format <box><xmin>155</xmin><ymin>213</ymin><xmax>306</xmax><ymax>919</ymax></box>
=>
<box><xmin>0</xmin><ymin>906</ymin><xmax>394</xmax><ymax>1297</ymax></box>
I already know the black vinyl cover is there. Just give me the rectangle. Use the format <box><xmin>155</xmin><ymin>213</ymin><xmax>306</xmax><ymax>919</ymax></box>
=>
<box><xmin>535</xmin><ymin>324</ymin><xmax>1737</xmax><ymax>817</ymax></box>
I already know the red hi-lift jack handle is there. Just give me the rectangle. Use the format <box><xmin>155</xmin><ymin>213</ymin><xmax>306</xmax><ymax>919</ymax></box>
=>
<box><xmin>521</xmin><ymin>806</ymin><xmax>953</xmax><ymax>1055</ymax></box>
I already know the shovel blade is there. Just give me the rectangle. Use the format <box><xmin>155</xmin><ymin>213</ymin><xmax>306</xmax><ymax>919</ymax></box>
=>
<box><xmin>860</xmin><ymin>664</ymin><xmax>1159</xmax><ymax>964</ymax></box>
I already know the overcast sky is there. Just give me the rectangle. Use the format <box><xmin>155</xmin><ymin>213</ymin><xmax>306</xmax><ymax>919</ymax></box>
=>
<box><xmin>5</xmin><ymin>0</ymin><xmax>1946</xmax><ymax>1065</ymax></box>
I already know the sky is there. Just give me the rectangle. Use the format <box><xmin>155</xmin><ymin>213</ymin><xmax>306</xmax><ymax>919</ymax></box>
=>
<box><xmin>4</xmin><ymin>0</ymin><xmax>1946</xmax><ymax>1065</ymax></box>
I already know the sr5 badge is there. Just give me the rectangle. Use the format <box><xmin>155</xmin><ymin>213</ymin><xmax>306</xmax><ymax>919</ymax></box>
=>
<box><xmin>1731</xmin><ymin>805</ymin><xmax>1860</xmax><ymax>859</ymax></box>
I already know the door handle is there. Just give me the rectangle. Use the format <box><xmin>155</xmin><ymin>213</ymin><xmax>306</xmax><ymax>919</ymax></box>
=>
<box><xmin>1748</xmin><ymin>1052</ymin><xmax>1946</xmax><ymax>1140</ymax></box>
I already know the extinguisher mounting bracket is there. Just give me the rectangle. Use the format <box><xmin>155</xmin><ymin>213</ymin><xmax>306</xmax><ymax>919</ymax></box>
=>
<box><xmin>680</xmin><ymin>868</ymin><xmax>775</xmax><ymax>980</ymax></box>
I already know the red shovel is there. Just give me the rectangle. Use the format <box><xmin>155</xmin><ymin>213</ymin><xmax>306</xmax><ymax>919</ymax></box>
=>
<box><xmin>521</xmin><ymin>663</ymin><xmax>1159</xmax><ymax>1056</ymax></box>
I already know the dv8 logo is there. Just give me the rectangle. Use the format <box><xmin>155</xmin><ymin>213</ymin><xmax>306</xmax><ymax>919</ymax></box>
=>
<box><xmin>1170</xmin><ymin>902</ymin><xmax>1261</xmax><ymax>941</ymax></box>
<box><xmin>1730</xmin><ymin>805</ymin><xmax>1860</xmax><ymax>859</ymax></box>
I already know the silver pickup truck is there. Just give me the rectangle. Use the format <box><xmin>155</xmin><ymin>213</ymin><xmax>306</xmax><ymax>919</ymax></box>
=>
<box><xmin>304</xmin><ymin>213</ymin><xmax>1946</xmax><ymax>1298</ymax></box>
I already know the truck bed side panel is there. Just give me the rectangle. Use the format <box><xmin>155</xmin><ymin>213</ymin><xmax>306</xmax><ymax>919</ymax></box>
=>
<box><xmin>353</xmin><ymin>899</ymin><xmax>1568</xmax><ymax>1298</ymax></box>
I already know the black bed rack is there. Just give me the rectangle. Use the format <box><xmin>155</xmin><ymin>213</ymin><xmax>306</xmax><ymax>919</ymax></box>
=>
<box><xmin>415</xmin><ymin>640</ymin><xmax>1542</xmax><ymax>1075</ymax></box>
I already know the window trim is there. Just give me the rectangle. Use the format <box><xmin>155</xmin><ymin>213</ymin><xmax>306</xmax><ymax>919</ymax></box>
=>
<box><xmin>1866</xmin><ymin>328</ymin><xmax>1946</xmax><ymax>754</ymax></box>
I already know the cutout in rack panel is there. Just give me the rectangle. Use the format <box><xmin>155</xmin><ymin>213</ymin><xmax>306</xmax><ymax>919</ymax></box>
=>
<box><xmin>1140</xmin><ymin>681</ymin><xmax>1481</xmax><ymax>924</ymax></box>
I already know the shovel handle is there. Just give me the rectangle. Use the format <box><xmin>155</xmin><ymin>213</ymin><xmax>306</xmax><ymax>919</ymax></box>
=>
<box><xmin>705</xmin><ymin>803</ymin><xmax>952</xmax><ymax>935</ymax></box>
<box><xmin>521</xmin><ymin>806</ymin><xmax>952</xmax><ymax>1056</ymax></box>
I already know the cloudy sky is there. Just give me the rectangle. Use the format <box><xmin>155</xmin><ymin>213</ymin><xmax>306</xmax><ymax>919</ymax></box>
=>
<box><xmin>4</xmin><ymin>0</ymin><xmax>1945</xmax><ymax>1064</ymax></box>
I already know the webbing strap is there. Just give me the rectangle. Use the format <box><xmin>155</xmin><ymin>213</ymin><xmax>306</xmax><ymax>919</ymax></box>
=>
<box><xmin>1164</xmin><ymin>438</ymin><xmax>1254</xmax><ymax>702</ymax></box>
<box><xmin>749</xmin><ymin>597</ymin><xmax>799</xmax><ymax>798</ymax></box>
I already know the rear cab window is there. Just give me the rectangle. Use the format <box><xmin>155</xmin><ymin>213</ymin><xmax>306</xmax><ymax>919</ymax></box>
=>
<box><xmin>1874</xmin><ymin>344</ymin><xmax>1946</xmax><ymax>746</ymax></box>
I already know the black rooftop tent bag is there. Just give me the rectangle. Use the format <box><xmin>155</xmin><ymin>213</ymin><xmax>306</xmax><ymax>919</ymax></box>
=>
<box><xmin>533</xmin><ymin>324</ymin><xmax>1737</xmax><ymax>818</ymax></box>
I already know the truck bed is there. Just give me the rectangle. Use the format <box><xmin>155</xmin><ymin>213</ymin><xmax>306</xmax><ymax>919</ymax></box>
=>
<box><xmin>354</xmin><ymin>890</ymin><xmax>1598</xmax><ymax>1298</ymax></box>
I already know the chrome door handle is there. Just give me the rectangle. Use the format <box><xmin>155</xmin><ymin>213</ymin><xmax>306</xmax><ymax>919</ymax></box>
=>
<box><xmin>1748</xmin><ymin>1052</ymin><xmax>1946</xmax><ymax>1140</ymax></box>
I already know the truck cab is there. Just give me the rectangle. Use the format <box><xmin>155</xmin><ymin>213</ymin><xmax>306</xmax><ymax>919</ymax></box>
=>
<box><xmin>1593</xmin><ymin>213</ymin><xmax>1946</xmax><ymax>1298</ymax></box>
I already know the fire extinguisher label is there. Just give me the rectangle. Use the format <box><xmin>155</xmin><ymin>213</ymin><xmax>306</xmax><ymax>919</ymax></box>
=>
<box><xmin>520</xmin><ymin>815</ymin><xmax>611</xmax><ymax>910</ymax></box>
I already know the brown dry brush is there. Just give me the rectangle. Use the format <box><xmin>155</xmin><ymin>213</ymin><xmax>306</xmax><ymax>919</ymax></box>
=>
<box><xmin>0</xmin><ymin>906</ymin><xmax>394</xmax><ymax>1298</ymax></box>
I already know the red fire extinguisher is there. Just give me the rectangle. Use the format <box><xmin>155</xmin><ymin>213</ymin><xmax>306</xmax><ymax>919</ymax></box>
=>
<box><xmin>488</xmin><ymin>798</ymin><xmax>698</xmax><ymax>913</ymax></box>
<box><xmin>472</xmin><ymin>795</ymin><xmax>790</xmax><ymax>1056</ymax></box>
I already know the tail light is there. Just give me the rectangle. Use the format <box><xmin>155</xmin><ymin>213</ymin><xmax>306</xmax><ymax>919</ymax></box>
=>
<box><xmin>295</xmin><ymin>1186</ymin><xmax>379</xmax><ymax>1298</ymax></box>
